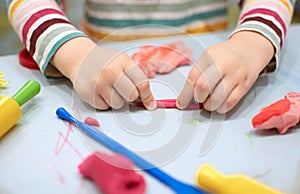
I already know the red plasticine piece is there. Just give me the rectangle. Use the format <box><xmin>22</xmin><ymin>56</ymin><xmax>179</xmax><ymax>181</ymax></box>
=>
<box><xmin>19</xmin><ymin>48</ymin><xmax>39</xmax><ymax>70</ymax></box>
<box><xmin>135</xmin><ymin>99</ymin><xmax>203</xmax><ymax>110</ymax></box>
<box><xmin>84</xmin><ymin>117</ymin><xmax>100</xmax><ymax>127</ymax></box>
<box><xmin>252</xmin><ymin>99</ymin><xmax>290</xmax><ymax>126</ymax></box>
<box><xmin>78</xmin><ymin>152</ymin><xmax>146</xmax><ymax>194</ymax></box>
<box><xmin>252</xmin><ymin>92</ymin><xmax>300</xmax><ymax>134</ymax></box>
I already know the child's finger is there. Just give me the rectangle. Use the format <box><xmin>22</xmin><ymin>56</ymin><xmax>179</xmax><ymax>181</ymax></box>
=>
<box><xmin>125</xmin><ymin>64</ymin><xmax>148</xmax><ymax>85</ymax></box>
<box><xmin>177</xmin><ymin>49</ymin><xmax>215</xmax><ymax>109</ymax></box>
<box><xmin>195</xmin><ymin>49</ymin><xmax>214</xmax><ymax>72</ymax></box>
<box><xmin>137</xmin><ymin>80</ymin><xmax>156</xmax><ymax>110</ymax></box>
<box><xmin>114</xmin><ymin>73</ymin><xmax>139</xmax><ymax>102</ymax></box>
<box><xmin>101</xmin><ymin>87</ymin><xmax>125</xmax><ymax>109</ymax></box>
<box><xmin>176</xmin><ymin>65</ymin><xmax>201</xmax><ymax>109</ymax></box>
<box><xmin>111</xmin><ymin>89</ymin><xmax>125</xmax><ymax>109</ymax></box>
<box><xmin>92</xmin><ymin>94</ymin><xmax>110</xmax><ymax>110</ymax></box>
<box><xmin>194</xmin><ymin>64</ymin><xmax>223</xmax><ymax>103</ymax></box>
<box><xmin>176</xmin><ymin>66</ymin><xmax>201</xmax><ymax>109</ymax></box>
<box><xmin>216</xmin><ymin>85</ymin><xmax>244</xmax><ymax>114</ymax></box>
<box><xmin>125</xmin><ymin>65</ymin><xmax>157</xmax><ymax>110</ymax></box>
<box><xmin>204</xmin><ymin>76</ymin><xmax>236</xmax><ymax>112</ymax></box>
<box><xmin>176</xmin><ymin>78</ymin><xmax>194</xmax><ymax>109</ymax></box>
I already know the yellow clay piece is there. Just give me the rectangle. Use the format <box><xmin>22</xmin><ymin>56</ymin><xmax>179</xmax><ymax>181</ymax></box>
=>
<box><xmin>0</xmin><ymin>72</ymin><xmax>8</xmax><ymax>87</ymax></box>
<box><xmin>0</xmin><ymin>79</ymin><xmax>8</xmax><ymax>87</ymax></box>
<box><xmin>195</xmin><ymin>164</ymin><xmax>283</xmax><ymax>194</ymax></box>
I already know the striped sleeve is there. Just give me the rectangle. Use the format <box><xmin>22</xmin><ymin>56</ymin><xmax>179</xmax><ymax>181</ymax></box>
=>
<box><xmin>232</xmin><ymin>0</ymin><xmax>296</xmax><ymax>75</ymax></box>
<box><xmin>6</xmin><ymin>0</ymin><xmax>86</xmax><ymax>75</ymax></box>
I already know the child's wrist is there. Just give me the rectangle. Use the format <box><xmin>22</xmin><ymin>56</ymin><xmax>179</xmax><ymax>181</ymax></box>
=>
<box><xmin>230</xmin><ymin>31</ymin><xmax>274</xmax><ymax>55</ymax></box>
<box><xmin>51</xmin><ymin>37</ymin><xmax>96</xmax><ymax>82</ymax></box>
<box><xmin>229</xmin><ymin>31</ymin><xmax>274</xmax><ymax>69</ymax></box>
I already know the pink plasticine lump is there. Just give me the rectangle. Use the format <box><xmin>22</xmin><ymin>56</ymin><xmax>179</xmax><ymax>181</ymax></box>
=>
<box><xmin>252</xmin><ymin>92</ymin><xmax>300</xmax><ymax>134</ymax></box>
<box><xmin>132</xmin><ymin>41</ymin><xmax>193</xmax><ymax>78</ymax></box>
<box><xmin>84</xmin><ymin>117</ymin><xmax>100</xmax><ymax>127</ymax></box>
<box><xmin>78</xmin><ymin>152</ymin><xmax>146</xmax><ymax>194</ymax></box>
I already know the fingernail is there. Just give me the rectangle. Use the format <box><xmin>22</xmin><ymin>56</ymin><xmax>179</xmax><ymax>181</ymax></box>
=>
<box><xmin>147</xmin><ymin>101</ymin><xmax>157</xmax><ymax>111</ymax></box>
<box><xmin>176</xmin><ymin>100</ymin><xmax>183</xmax><ymax>109</ymax></box>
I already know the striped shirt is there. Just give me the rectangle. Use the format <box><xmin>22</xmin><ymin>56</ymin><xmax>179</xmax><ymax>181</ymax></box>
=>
<box><xmin>6</xmin><ymin>0</ymin><xmax>295</xmax><ymax>76</ymax></box>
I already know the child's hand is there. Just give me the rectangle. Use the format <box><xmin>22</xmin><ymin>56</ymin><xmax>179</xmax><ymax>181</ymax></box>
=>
<box><xmin>177</xmin><ymin>31</ymin><xmax>274</xmax><ymax>113</ymax></box>
<box><xmin>52</xmin><ymin>37</ymin><xmax>157</xmax><ymax>110</ymax></box>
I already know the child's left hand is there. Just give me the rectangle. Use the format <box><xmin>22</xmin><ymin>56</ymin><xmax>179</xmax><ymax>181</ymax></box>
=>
<box><xmin>176</xmin><ymin>31</ymin><xmax>274</xmax><ymax>113</ymax></box>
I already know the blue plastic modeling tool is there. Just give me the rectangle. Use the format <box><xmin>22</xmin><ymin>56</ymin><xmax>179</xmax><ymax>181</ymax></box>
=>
<box><xmin>56</xmin><ymin>107</ymin><xmax>206</xmax><ymax>194</ymax></box>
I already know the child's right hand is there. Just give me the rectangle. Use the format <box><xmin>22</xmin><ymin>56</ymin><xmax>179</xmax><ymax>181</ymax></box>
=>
<box><xmin>51</xmin><ymin>37</ymin><xmax>157</xmax><ymax>110</ymax></box>
<box><xmin>176</xmin><ymin>31</ymin><xmax>274</xmax><ymax>113</ymax></box>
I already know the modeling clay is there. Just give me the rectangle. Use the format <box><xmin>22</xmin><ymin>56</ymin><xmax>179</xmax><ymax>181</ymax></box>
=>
<box><xmin>19</xmin><ymin>48</ymin><xmax>39</xmax><ymax>70</ymax></box>
<box><xmin>0</xmin><ymin>72</ymin><xmax>8</xmax><ymax>87</ymax></box>
<box><xmin>84</xmin><ymin>117</ymin><xmax>100</xmax><ymax>127</ymax></box>
<box><xmin>132</xmin><ymin>41</ymin><xmax>192</xmax><ymax>78</ymax></box>
<box><xmin>78</xmin><ymin>152</ymin><xmax>146</xmax><ymax>194</ymax></box>
<box><xmin>135</xmin><ymin>99</ymin><xmax>202</xmax><ymax>110</ymax></box>
<box><xmin>252</xmin><ymin>92</ymin><xmax>300</xmax><ymax>134</ymax></box>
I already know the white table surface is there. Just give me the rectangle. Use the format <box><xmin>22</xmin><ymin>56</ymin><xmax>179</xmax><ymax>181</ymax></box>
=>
<box><xmin>1</xmin><ymin>24</ymin><xmax>300</xmax><ymax>194</ymax></box>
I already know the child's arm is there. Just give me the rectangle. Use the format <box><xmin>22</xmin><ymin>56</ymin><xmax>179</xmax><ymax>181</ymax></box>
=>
<box><xmin>7</xmin><ymin>0</ymin><xmax>156</xmax><ymax>110</ymax></box>
<box><xmin>7</xmin><ymin>0</ymin><xmax>86</xmax><ymax>76</ymax></box>
<box><xmin>177</xmin><ymin>0</ymin><xmax>295</xmax><ymax>113</ymax></box>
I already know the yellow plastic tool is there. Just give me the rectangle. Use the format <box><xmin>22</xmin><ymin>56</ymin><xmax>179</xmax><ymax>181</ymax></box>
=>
<box><xmin>195</xmin><ymin>164</ymin><xmax>283</xmax><ymax>194</ymax></box>
<box><xmin>0</xmin><ymin>80</ymin><xmax>40</xmax><ymax>138</ymax></box>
